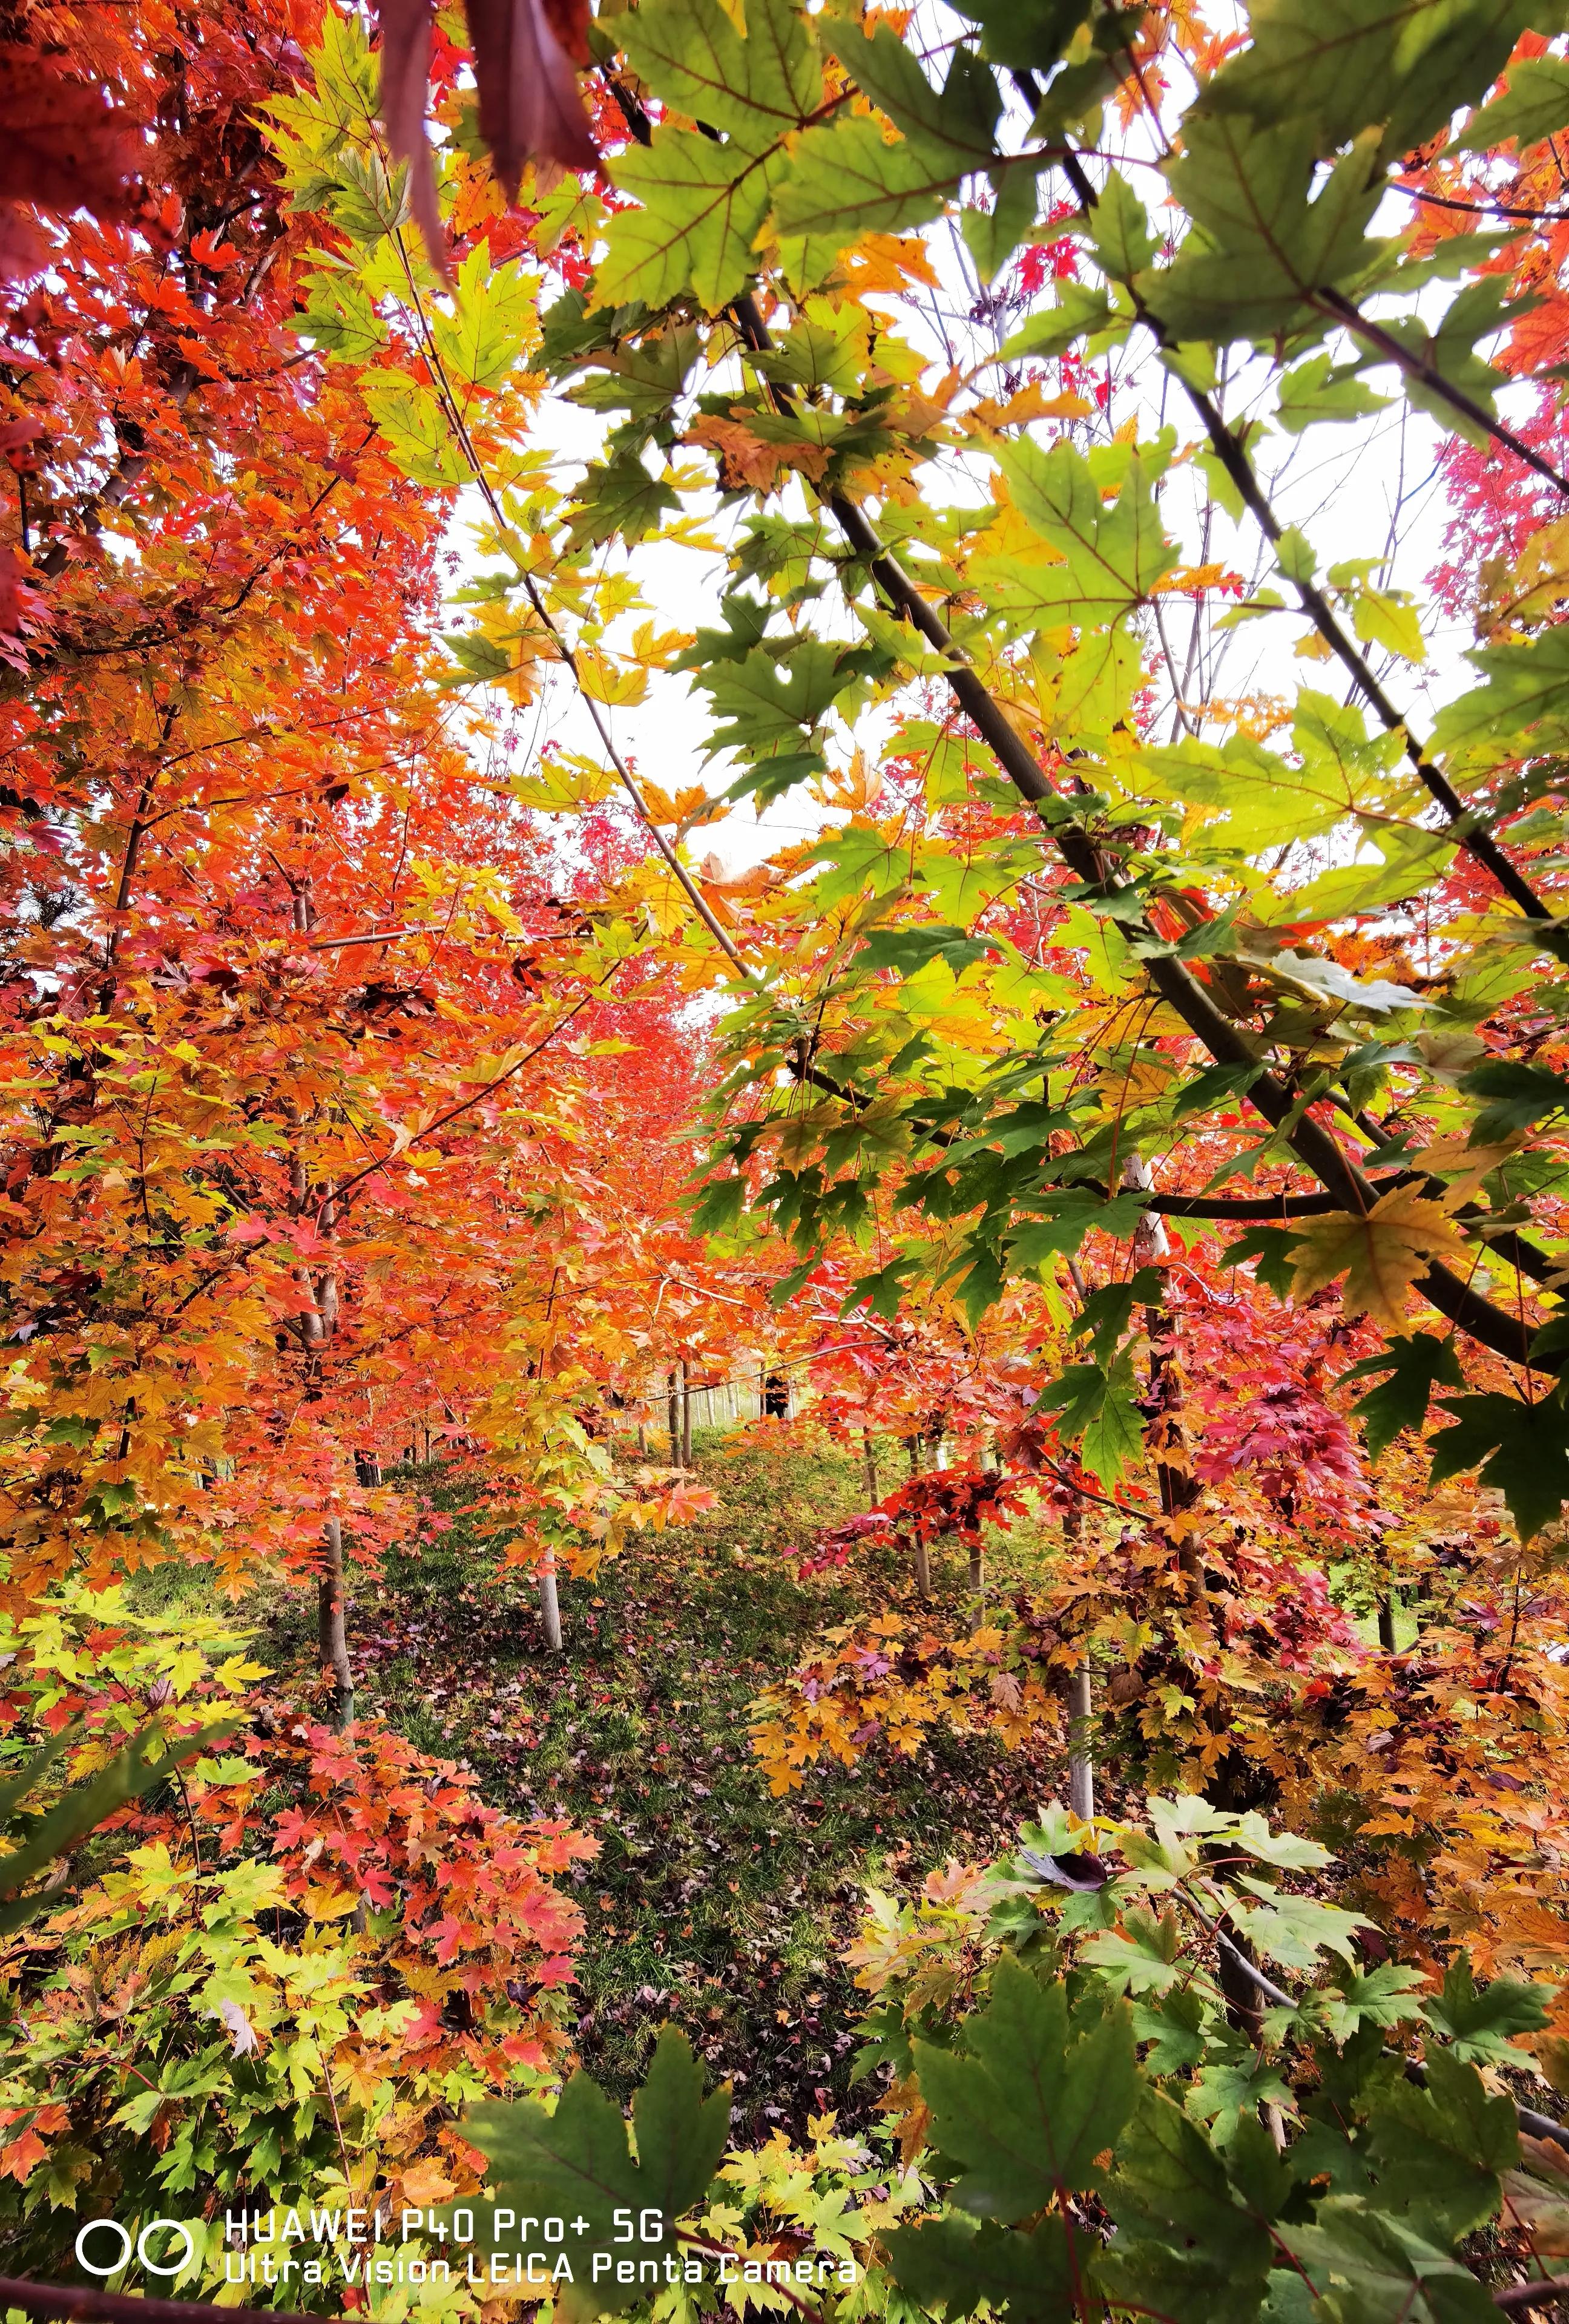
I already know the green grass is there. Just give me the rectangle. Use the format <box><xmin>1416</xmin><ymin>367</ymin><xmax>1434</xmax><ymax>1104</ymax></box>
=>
<box><xmin>254</xmin><ymin>1431</ymin><xmax>1059</xmax><ymax>2134</ymax></box>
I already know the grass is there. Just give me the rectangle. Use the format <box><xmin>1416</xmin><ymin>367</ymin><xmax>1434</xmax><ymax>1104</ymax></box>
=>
<box><xmin>251</xmin><ymin>1429</ymin><xmax>1061</xmax><ymax>2135</ymax></box>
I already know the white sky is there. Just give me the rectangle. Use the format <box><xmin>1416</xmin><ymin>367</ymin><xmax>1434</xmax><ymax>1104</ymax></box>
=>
<box><xmin>459</xmin><ymin>10</ymin><xmax>1520</xmax><ymax>879</ymax></box>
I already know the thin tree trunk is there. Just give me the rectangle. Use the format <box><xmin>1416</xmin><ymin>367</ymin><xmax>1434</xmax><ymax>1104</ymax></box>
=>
<box><xmin>971</xmin><ymin>1443</ymin><xmax>995</xmax><ymax>1620</ymax></box>
<box><xmin>1127</xmin><ymin>1155</ymin><xmax>1206</xmax><ymax>1612</ymax></box>
<box><xmin>905</xmin><ymin>1437</ymin><xmax>931</xmax><ymax>1597</ymax></box>
<box><xmin>1067</xmin><ymin>1663</ymin><xmax>1094</xmax><ymax>1822</ymax></box>
<box><xmin>681</xmin><ymin>1359</ymin><xmax>692</xmax><ymax>1468</ymax></box>
<box><xmin>863</xmin><ymin>1430</ymin><xmax>878</xmax><ymax>1505</ymax></box>
<box><xmin>667</xmin><ymin>1369</ymin><xmax>679</xmax><ymax>1466</ymax></box>
<box><xmin>318</xmin><ymin>1516</ymin><xmax>354</xmax><ymax>1730</ymax></box>
<box><xmin>539</xmin><ymin>1550</ymin><xmax>563</xmax><ymax>1654</ymax></box>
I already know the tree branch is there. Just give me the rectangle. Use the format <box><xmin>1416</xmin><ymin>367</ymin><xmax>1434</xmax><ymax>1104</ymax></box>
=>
<box><xmin>1313</xmin><ymin>284</ymin><xmax>1569</xmax><ymax>503</ymax></box>
<box><xmin>1047</xmin><ymin>146</ymin><xmax>1551</xmax><ymax>927</ymax></box>
<box><xmin>728</xmin><ymin>294</ymin><xmax>1554</xmax><ymax>1373</ymax></box>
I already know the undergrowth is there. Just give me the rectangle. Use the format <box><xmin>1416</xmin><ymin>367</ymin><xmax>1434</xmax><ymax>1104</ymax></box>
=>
<box><xmin>252</xmin><ymin>1430</ymin><xmax>1065</xmax><ymax>2133</ymax></box>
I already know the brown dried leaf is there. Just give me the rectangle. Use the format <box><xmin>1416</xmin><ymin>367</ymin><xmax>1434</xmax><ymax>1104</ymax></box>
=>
<box><xmin>374</xmin><ymin>0</ymin><xmax>597</xmax><ymax>275</ymax></box>
<box><xmin>465</xmin><ymin>0</ymin><xmax>597</xmax><ymax>195</ymax></box>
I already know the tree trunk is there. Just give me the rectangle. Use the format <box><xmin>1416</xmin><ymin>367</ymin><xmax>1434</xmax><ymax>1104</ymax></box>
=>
<box><xmin>1376</xmin><ymin>1535</ymin><xmax>1398</xmax><ymax>1650</ymax></box>
<box><xmin>539</xmin><ymin>1551</ymin><xmax>563</xmax><ymax>1654</ymax></box>
<box><xmin>1067</xmin><ymin>1663</ymin><xmax>1094</xmax><ymax>1822</ymax></box>
<box><xmin>681</xmin><ymin>1359</ymin><xmax>692</xmax><ymax>1468</ymax></box>
<box><xmin>318</xmin><ymin>1515</ymin><xmax>354</xmax><ymax>1730</ymax></box>
<box><xmin>905</xmin><ymin>1437</ymin><xmax>930</xmax><ymax>1597</ymax></box>
<box><xmin>863</xmin><ymin>1431</ymin><xmax>878</xmax><ymax>1505</ymax></box>
<box><xmin>667</xmin><ymin>1368</ymin><xmax>680</xmax><ymax>1466</ymax></box>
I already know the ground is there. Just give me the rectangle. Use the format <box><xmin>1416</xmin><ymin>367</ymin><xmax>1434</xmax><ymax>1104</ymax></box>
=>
<box><xmin>258</xmin><ymin>1430</ymin><xmax>1061</xmax><ymax>2135</ymax></box>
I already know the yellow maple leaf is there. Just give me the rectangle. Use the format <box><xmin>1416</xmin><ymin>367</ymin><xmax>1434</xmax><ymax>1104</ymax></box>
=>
<box><xmin>837</xmin><ymin>232</ymin><xmax>941</xmax><ymax>294</ymax></box>
<box><xmin>819</xmin><ymin>750</ymin><xmax>883</xmax><ymax>812</ymax></box>
<box><xmin>966</xmin><ymin>385</ymin><xmax>1095</xmax><ymax>430</ymax></box>
<box><xmin>1405</xmin><ymin>1135</ymin><xmax>1521</xmax><ymax>1206</ymax></box>
<box><xmin>1288</xmin><ymin>1184</ymin><xmax>1469</xmax><ymax>1331</ymax></box>
<box><xmin>628</xmin><ymin>619</ymin><xmax>696</xmax><ymax>669</ymax></box>
<box><xmin>1152</xmin><ymin>562</ymin><xmax>1245</xmax><ymax>596</ymax></box>
<box><xmin>401</xmin><ymin>2157</ymin><xmax>458</xmax><ymax>2207</ymax></box>
<box><xmin>573</xmin><ymin>647</ymin><xmax>647</xmax><ymax>707</ymax></box>
<box><xmin>301</xmin><ymin>1883</ymin><xmax>359</xmax><ymax>1921</ymax></box>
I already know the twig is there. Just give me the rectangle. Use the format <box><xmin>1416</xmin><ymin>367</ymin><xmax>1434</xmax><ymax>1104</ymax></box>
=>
<box><xmin>1030</xmin><ymin>137</ymin><xmax>1551</xmax><ymax>926</ymax></box>
<box><xmin>323</xmin><ymin>988</ymin><xmax>596</xmax><ymax>1216</ymax></box>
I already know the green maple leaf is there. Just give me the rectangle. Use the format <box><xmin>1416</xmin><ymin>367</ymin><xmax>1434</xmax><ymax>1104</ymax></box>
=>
<box><xmin>1227</xmin><ymin>1874</ymin><xmax>1368</xmax><ymax>1972</ymax></box>
<box><xmin>1368</xmin><ymin>2048</ymin><xmax>1518</xmax><ymax>2244</ymax></box>
<box><xmin>771</xmin><ymin>28</ymin><xmax>1004</xmax><ymax>243</ymax></box>
<box><xmin>996</xmin><ymin>280</ymin><xmax>1117</xmax><ymax>361</ymax></box>
<box><xmin>1146</xmin><ymin>117</ymin><xmax>1387</xmax><ymax>344</ymax></box>
<box><xmin>563</xmin><ymin>327</ymin><xmax>701</xmax><ymax>423</ymax></box>
<box><xmin>1344</xmin><ymin>1331</ymin><xmax>1465</xmax><ymax>1460</ymax></box>
<box><xmin>912</xmin><ymin>1955</ymin><xmax>1139</xmax><ymax>2218</ymax></box>
<box><xmin>1071</xmin><ymin>1267</ymin><xmax>1163</xmax><ymax>1365</ymax></box>
<box><xmin>1096</xmin><ymin>2092</ymin><xmax>1276</xmax><ymax>2324</ymax></box>
<box><xmin>593</xmin><ymin>0</ymin><xmax>820</xmax><ymax>313</ymax></box>
<box><xmin>883</xmin><ymin>2216</ymin><xmax>1074</xmax><ymax>2321</ymax></box>
<box><xmin>1428</xmin><ymin>1390</ymin><xmax>1569</xmax><ymax>1540</ymax></box>
<box><xmin>596</xmin><ymin>133</ymin><xmax>778</xmax><ymax>315</ymax></box>
<box><xmin>981</xmin><ymin>437</ymin><xmax>1179</xmax><ymax>631</ymax></box>
<box><xmin>615</xmin><ymin>0</ymin><xmax>820</xmax><ymax>148</ymax></box>
<box><xmin>430</xmin><ymin>240</ymin><xmax>537</xmax><ymax>392</ymax></box>
<box><xmin>696</xmin><ymin>640</ymin><xmax>852</xmax><ymax>767</ymax></box>
<box><xmin>1386</xmin><ymin>277</ymin><xmax>1530</xmax><ymax>443</ymax></box>
<box><xmin>771</xmin><ymin>114</ymin><xmax>970</xmax><ymax>241</ymax></box>
<box><xmin>361</xmin><ymin>374</ymin><xmax>469</xmax><ymax>489</ymax></box>
<box><xmin>824</xmin><ymin>21</ymin><xmax>1001</xmax><ymax>159</ymax></box>
<box><xmin>295</xmin><ymin>269</ymin><xmax>387</xmax><ymax>363</ymax></box>
<box><xmin>1279</xmin><ymin>2198</ymin><xmax>1497</xmax><ymax>2324</ymax></box>
<box><xmin>464</xmin><ymin>2029</ymin><xmax>730</xmax><ymax>2319</ymax></box>
<box><xmin>1034</xmin><ymin>1350</ymin><xmax>1143</xmax><ymax>1489</ymax></box>
<box><xmin>949</xmin><ymin>0</ymin><xmax>1095</xmax><ymax>71</ymax></box>
<box><xmin>1435</xmin><ymin>626</ymin><xmax>1569</xmax><ymax>758</ymax></box>
<box><xmin>1424</xmin><ymin>1952</ymin><xmax>1552</xmax><ymax>2067</ymax></box>
<box><xmin>1197</xmin><ymin>0</ymin><xmax>1549</xmax><ymax>165</ymax></box>
<box><xmin>1276</xmin><ymin>352</ymin><xmax>1393</xmax><ymax>433</ymax></box>
<box><xmin>1007</xmin><ymin>1190</ymin><xmax>1150</xmax><ymax>1272</ymax></box>
<box><xmin>564</xmin><ymin>451</ymin><xmax>679</xmax><ymax>553</ymax></box>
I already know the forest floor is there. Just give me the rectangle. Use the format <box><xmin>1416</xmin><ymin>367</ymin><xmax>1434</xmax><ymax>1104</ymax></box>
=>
<box><xmin>255</xmin><ymin>1431</ymin><xmax>1062</xmax><ymax>2136</ymax></box>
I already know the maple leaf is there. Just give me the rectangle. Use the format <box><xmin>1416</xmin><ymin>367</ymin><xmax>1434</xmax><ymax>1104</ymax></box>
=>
<box><xmin>374</xmin><ymin>0</ymin><xmax>595</xmax><ymax>269</ymax></box>
<box><xmin>1287</xmin><ymin>1186</ymin><xmax>1469</xmax><ymax>1333</ymax></box>
<box><xmin>591</xmin><ymin>0</ymin><xmax>821</xmax><ymax>314</ymax></box>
